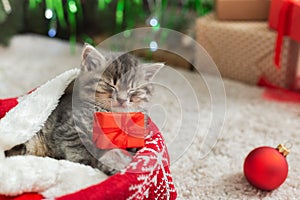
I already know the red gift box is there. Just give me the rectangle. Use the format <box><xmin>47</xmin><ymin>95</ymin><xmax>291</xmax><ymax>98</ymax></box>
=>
<box><xmin>269</xmin><ymin>0</ymin><xmax>300</xmax><ymax>67</ymax></box>
<box><xmin>93</xmin><ymin>112</ymin><xmax>147</xmax><ymax>149</ymax></box>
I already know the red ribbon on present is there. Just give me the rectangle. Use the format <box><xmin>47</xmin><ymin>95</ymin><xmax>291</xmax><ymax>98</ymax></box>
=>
<box><xmin>258</xmin><ymin>76</ymin><xmax>300</xmax><ymax>102</ymax></box>
<box><xmin>274</xmin><ymin>0</ymin><xmax>293</xmax><ymax>68</ymax></box>
<box><xmin>93</xmin><ymin>112</ymin><xmax>147</xmax><ymax>149</ymax></box>
<box><xmin>271</xmin><ymin>0</ymin><xmax>300</xmax><ymax>69</ymax></box>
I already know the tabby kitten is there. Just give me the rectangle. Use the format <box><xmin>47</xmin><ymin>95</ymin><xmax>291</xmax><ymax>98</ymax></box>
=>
<box><xmin>5</xmin><ymin>44</ymin><xmax>163</xmax><ymax>175</ymax></box>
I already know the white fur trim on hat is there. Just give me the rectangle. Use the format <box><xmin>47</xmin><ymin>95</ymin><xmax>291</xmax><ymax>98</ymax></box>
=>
<box><xmin>0</xmin><ymin>155</ymin><xmax>107</xmax><ymax>198</ymax></box>
<box><xmin>0</xmin><ymin>69</ymin><xmax>80</xmax><ymax>156</ymax></box>
<box><xmin>0</xmin><ymin>69</ymin><xmax>109</xmax><ymax>198</ymax></box>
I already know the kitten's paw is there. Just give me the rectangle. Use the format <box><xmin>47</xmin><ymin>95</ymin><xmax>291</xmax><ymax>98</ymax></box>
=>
<box><xmin>97</xmin><ymin>148</ymin><xmax>133</xmax><ymax>175</ymax></box>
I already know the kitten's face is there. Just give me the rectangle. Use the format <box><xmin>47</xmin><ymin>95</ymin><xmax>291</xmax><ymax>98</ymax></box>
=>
<box><xmin>80</xmin><ymin>45</ymin><xmax>163</xmax><ymax>112</ymax></box>
<box><xmin>95</xmin><ymin>65</ymin><xmax>151</xmax><ymax>111</ymax></box>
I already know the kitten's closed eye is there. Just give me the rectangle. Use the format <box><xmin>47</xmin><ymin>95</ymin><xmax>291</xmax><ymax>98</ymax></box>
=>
<box><xmin>128</xmin><ymin>89</ymin><xmax>135</xmax><ymax>96</ymax></box>
<box><xmin>130</xmin><ymin>89</ymin><xmax>146</xmax><ymax>97</ymax></box>
<box><xmin>98</xmin><ymin>81</ymin><xmax>115</xmax><ymax>93</ymax></box>
<box><xmin>129</xmin><ymin>89</ymin><xmax>149</xmax><ymax>102</ymax></box>
<box><xmin>96</xmin><ymin>91</ymin><xmax>107</xmax><ymax>95</ymax></box>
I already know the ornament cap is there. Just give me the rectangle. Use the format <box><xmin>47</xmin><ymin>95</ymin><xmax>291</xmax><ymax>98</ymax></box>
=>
<box><xmin>276</xmin><ymin>144</ymin><xmax>290</xmax><ymax>157</ymax></box>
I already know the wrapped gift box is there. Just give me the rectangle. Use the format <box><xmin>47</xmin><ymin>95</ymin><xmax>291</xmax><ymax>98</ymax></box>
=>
<box><xmin>216</xmin><ymin>0</ymin><xmax>271</xmax><ymax>20</ymax></box>
<box><xmin>195</xmin><ymin>14</ymin><xmax>299</xmax><ymax>89</ymax></box>
<box><xmin>93</xmin><ymin>112</ymin><xmax>146</xmax><ymax>149</ymax></box>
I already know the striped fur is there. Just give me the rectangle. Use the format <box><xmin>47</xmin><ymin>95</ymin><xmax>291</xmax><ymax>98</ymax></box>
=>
<box><xmin>5</xmin><ymin>45</ymin><xmax>163</xmax><ymax>175</ymax></box>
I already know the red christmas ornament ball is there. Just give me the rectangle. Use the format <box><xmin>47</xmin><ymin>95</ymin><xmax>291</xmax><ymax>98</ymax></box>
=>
<box><xmin>243</xmin><ymin>145</ymin><xmax>289</xmax><ymax>191</ymax></box>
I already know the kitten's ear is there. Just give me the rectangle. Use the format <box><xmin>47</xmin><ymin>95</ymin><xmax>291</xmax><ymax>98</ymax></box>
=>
<box><xmin>81</xmin><ymin>44</ymin><xmax>106</xmax><ymax>71</ymax></box>
<box><xmin>141</xmin><ymin>63</ymin><xmax>164</xmax><ymax>81</ymax></box>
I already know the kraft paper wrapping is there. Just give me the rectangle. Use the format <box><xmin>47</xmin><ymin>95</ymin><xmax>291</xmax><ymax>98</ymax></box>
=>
<box><xmin>216</xmin><ymin>0</ymin><xmax>270</xmax><ymax>20</ymax></box>
<box><xmin>195</xmin><ymin>14</ymin><xmax>296</xmax><ymax>88</ymax></box>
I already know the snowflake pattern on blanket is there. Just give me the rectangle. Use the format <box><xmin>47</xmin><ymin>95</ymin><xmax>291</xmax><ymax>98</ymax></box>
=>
<box><xmin>124</xmin><ymin>119</ymin><xmax>176</xmax><ymax>200</ymax></box>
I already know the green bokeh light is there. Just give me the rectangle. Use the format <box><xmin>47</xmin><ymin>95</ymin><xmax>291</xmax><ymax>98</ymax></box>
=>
<box><xmin>68</xmin><ymin>1</ymin><xmax>77</xmax><ymax>13</ymax></box>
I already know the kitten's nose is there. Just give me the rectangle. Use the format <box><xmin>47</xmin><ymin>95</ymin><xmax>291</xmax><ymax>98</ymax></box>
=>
<box><xmin>117</xmin><ymin>98</ymin><xmax>127</xmax><ymax>106</ymax></box>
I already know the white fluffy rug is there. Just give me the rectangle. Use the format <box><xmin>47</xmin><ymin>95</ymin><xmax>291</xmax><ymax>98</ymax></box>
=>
<box><xmin>1</xmin><ymin>35</ymin><xmax>300</xmax><ymax>199</ymax></box>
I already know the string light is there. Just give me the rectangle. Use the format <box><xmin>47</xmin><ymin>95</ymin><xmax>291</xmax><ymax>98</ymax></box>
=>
<box><xmin>68</xmin><ymin>0</ymin><xmax>78</xmax><ymax>13</ymax></box>
<box><xmin>48</xmin><ymin>28</ymin><xmax>57</xmax><ymax>37</ymax></box>
<box><xmin>45</xmin><ymin>8</ymin><xmax>53</xmax><ymax>19</ymax></box>
<box><xmin>149</xmin><ymin>41</ymin><xmax>158</xmax><ymax>52</ymax></box>
<box><xmin>149</xmin><ymin>18</ymin><xmax>158</xmax><ymax>27</ymax></box>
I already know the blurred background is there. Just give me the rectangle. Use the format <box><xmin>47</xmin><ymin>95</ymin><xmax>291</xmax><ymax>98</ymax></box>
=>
<box><xmin>0</xmin><ymin>0</ymin><xmax>213</xmax><ymax>45</ymax></box>
<box><xmin>1</xmin><ymin>0</ymin><xmax>298</xmax><ymax>92</ymax></box>
<box><xmin>0</xmin><ymin>0</ymin><xmax>214</xmax><ymax>72</ymax></box>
